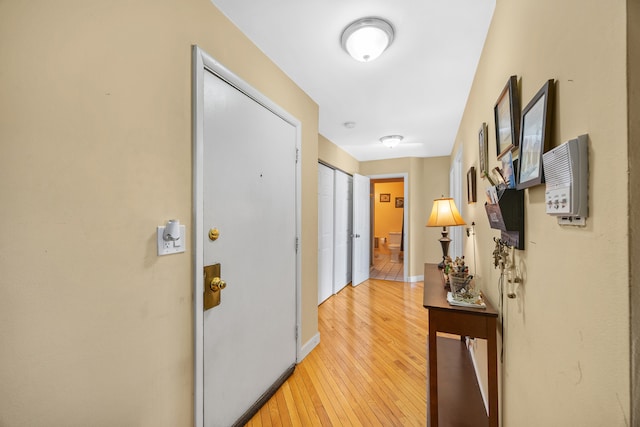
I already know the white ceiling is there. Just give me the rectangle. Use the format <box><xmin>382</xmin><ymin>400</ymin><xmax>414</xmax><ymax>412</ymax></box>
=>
<box><xmin>210</xmin><ymin>0</ymin><xmax>496</xmax><ymax>162</ymax></box>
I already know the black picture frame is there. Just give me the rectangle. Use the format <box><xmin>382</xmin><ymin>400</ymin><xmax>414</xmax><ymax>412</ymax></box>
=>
<box><xmin>395</xmin><ymin>197</ymin><xmax>404</xmax><ymax>208</ymax></box>
<box><xmin>517</xmin><ymin>80</ymin><xmax>555</xmax><ymax>190</ymax></box>
<box><xmin>494</xmin><ymin>75</ymin><xmax>520</xmax><ymax>159</ymax></box>
<box><xmin>478</xmin><ymin>122</ymin><xmax>488</xmax><ymax>177</ymax></box>
<box><xmin>467</xmin><ymin>167</ymin><xmax>477</xmax><ymax>204</ymax></box>
<box><xmin>380</xmin><ymin>193</ymin><xmax>390</xmax><ymax>202</ymax></box>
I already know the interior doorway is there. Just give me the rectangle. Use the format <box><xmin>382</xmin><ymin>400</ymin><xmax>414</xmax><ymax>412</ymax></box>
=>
<box><xmin>370</xmin><ymin>178</ymin><xmax>405</xmax><ymax>281</ymax></box>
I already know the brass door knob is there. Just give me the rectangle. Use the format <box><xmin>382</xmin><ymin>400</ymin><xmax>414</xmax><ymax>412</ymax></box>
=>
<box><xmin>210</xmin><ymin>277</ymin><xmax>226</xmax><ymax>292</ymax></box>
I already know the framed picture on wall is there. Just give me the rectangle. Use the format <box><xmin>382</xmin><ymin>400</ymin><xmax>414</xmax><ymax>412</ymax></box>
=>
<box><xmin>395</xmin><ymin>197</ymin><xmax>404</xmax><ymax>208</ymax></box>
<box><xmin>478</xmin><ymin>122</ymin><xmax>489</xmax><ymax>177</ymax></box>
<box><xmin>494</xmin><ymin>75</ymin><xmax>521</xmax><ymax>159</ymax></box>
<box><xmin>517</xmin><ymin>79</ymin><xmax>555</xmax><ymax>189</ymax></box>
<box><xmin>380</xmin><ymin>193</ymin><xmax>391</xmax><ymax>202</ymax></box>
<box><xmin>467</xmin><ymin>167</ymin><xmax>477</xmax><ymax>203</ymax></box>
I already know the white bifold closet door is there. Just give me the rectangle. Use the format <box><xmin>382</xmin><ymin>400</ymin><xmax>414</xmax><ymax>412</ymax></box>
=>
<box><xmin>318</xmin><ymin>164</ymin><xmax>334</xmax><ymax>304</ymax></box>
<box><xmin>318</xmin><ymin>164</ymin><xmax>354</xmax><ymax>305</ymax></box>
<box><xmin>333</xmin><ymin>170</ymin><xmax>352</xmax><ymax>293</ymax></box>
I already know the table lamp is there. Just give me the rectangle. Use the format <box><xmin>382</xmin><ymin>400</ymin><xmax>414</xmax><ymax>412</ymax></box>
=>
<box><xmin>426</xmin><ymin>197</ymin><xmax>466</xmax><ymax>269</ymax></box>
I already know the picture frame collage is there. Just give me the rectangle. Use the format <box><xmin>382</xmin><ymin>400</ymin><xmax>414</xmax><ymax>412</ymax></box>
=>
<box><xmin>471</xmin><ymin>75</ymin><xmax>555</xmax><ymax>203</ymax></box>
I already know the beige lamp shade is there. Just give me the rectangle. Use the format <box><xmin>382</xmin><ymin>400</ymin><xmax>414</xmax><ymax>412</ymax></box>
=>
<box><xmin>426</xmin><ymin>197</ymin><xmax>466</xmax><ymax>227</ymax></box>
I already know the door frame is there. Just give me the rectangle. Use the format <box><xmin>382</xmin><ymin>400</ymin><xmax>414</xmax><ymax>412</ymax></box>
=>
<box><xmin>367</xmin><ymin>173</ymin><xmax>409</xmax><ymax>281</ymax></box>
<box><xmin>192</xmin><ymin>45</ymin><xmax>302</xmax><ymax>427</ymax></box>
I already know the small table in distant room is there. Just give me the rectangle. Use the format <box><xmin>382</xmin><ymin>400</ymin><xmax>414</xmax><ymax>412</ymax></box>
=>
<box><xmin>423</xmin><ymin>263</ymin><xmax>499</xmax><ymax>427</ymax></box>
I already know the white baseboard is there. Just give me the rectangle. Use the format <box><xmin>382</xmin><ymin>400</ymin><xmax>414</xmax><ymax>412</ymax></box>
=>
<box><xmin>467</xmin><ymin>338</ymin><xmax>489</xmax><ymax>415</ymax></box>
<box><xmin>408</xmin><ymin>274</ymin><xmax>424</xmax><ymax>283</ymax></box>
<box><xmin>298</xmin><ymin>332</ymin><xmax>320</xmax><ymax>362</ymax></box>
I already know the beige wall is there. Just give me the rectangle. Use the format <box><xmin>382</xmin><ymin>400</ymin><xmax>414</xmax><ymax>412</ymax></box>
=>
<box><xmin>629</xmin><ymin>0</ymin><xmax>640</xmax><ymax>421</ymax></box>
<box><xmin>360</xmin><ymin>157</ymin><xmax>449</xmax><ymax>279</ymax></box>
<box><xmin>318</xmin><ymin>134</ymin><xmax>360</xmax><ymax>175</ymax></box>
<box><xmin>0</xmin><ymin>0</ymin><xmax>318</xmax><ymax>425</ymax></box>
<box><xmin>452</xmin><ymin>0</ymin><xmax>630</xmax><ymax>424</ymax></box>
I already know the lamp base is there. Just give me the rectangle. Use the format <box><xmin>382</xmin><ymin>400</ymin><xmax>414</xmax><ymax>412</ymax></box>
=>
<box><xmin>438</xmin><ymin>227</ymin><xmax>451</xmax><ymax>288</ymax></box>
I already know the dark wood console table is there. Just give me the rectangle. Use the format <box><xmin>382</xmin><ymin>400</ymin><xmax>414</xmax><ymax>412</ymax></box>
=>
<box><xmin>423</xmin><ymin>263</ymin><xmax>499</xmax><ymax>427</ymax></box>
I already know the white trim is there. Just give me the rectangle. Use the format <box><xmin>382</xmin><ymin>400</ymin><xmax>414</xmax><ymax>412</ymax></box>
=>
<box><xmin>294</xmin><ymin>110</ymin><xmax>303</xmax><ymax>370</ymax></box>
<box><xmin>408</xmin><ymin>275</ymin><xmax>424</xmax><ymax>283</ymax></box>
<box><xmin>192</xmin><ymin>46</ymin><xmax>205</xmax><ymax>427</ymax></box>
<box><xmin>367</xmin><ymin>173</ymin><xmax>409</xmax><ymax>281</ymax></box>
<box><xmin>298</xmin><ymin>332</ymin><xmax>321</xmax><ymax>362</ymax></box>
<box><xmin>192</xmin><ymin>45</ymin><xmax>302</xmax><ymax>427</ymax></box>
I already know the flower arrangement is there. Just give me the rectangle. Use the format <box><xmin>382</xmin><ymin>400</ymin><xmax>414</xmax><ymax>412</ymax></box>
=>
<box><xmin>444</xmin><ymin>256</ymin><xmax>469</xmax><ymax>277</ymax></box>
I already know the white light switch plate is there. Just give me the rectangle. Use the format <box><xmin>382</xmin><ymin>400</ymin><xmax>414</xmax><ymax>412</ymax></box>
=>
<box><xmin>157</xmin><ymin>225</ymin><xmax>186</xmax><ymax>256</ymax></box>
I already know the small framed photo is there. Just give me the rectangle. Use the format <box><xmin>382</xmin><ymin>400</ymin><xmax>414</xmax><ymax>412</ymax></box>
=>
<box><xmin>395</xmin><ymin>197</ymin><xmax>404</xmax><ymax>208</ymax></box>
<box><xmin>501</xmin><ymin>151</ymin><xmax>516</xmax><ymax>189</ymax></box>
<box><xmin>478</xmin><ymin>122</ymin><xmax>488</xmax><ymax>177</ymax></box>
<box><xmin>494</xmin><ymin>75</ymin><xmax>521</xmax><ymax>159</ymax></box>
<box><xmin>517</xmin><ymin>79</ymin><xmax>555</xmax><ymax>189</ymax></box>
<box><xmin>380</xmin><ymin>193</ymin><xmax>391</xmax><ymax>203</ymax></box>
<box><xmin>467</xmin><ymin>167</ymin><xmax>477</xmax><ymax>203</ymax></box>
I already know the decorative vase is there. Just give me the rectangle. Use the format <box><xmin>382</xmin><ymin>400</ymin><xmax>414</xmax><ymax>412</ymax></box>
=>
<box><xmin>449</xmin><ymin>273</ymin><xmax>472</xmax><ymax>297</ymax></box>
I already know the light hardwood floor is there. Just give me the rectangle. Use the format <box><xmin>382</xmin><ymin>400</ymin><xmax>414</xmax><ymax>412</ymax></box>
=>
<box><xmin>246</xmin><ymin>278</ymin><xmax>427</xmax><ymax>426</ymax></box>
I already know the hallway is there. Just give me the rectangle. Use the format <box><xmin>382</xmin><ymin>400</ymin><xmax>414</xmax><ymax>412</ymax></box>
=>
<box><xmin>246</xmin><ymin>278</ymin><xmax>427</xmax><ymax>426</ymax></box>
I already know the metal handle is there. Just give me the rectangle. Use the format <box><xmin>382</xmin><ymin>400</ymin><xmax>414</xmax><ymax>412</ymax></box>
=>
<box><xmin>204</xmin><ymin>263</ymin><xmax>226</xmax><ymax>311</ymax></box>
<box><xmin>210</xmin><ymin>277</ymin><xmax>226</xmax><ymax>292</ymax></box>
<box><xmin>209</xmin><ymin>277</ymin><xmax>227</xmax><ymax>292</ymax></box>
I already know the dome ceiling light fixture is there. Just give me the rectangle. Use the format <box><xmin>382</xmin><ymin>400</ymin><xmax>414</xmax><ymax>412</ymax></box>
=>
<box><xmin>341</xmin><ymin>17</ymin><xmax>395</xmax><ymax>62</ymax></box>
<box><xmin>380</xmin><ymin>135</ymin><xmax>403</xmax><ymax>148</ymax></box>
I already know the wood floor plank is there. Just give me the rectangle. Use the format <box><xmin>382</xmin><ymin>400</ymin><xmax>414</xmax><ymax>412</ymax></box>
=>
<box><xmin>273</xmin><ymin>389</ymin><xmax>292</xmax><ymax>426</ymax></box>
<box><xmin>259</xmin><ymin>400</ymin><xmax>272</xmax><ymax>427</ymax></box>
<box><xmin>307</xmin><ymin>352</ymin><xmax>363</xmax><ymax>427</ymax></box>
<box><xmin>313</xmin><ymin>335</ymin><xmax>387</xmax><ymax>426</ymax></box>
<box><xmin>297</xmin><ymin>362</ymin><xmax>334</xmax><ymax>425</ymax></box>
<box><xmin>280</xmin><ymin>382</ymin><xmax>302</xmax><ymax>426</ymax></box>
<box><xmin>246</xmin><ymin>278</ymin><xmax>428</xmax><ymax>426</ymax></box>
<box><xmin>288</xmin><ymin>369</ymin><xmax>322</xmax><ymax>425</ymax></box>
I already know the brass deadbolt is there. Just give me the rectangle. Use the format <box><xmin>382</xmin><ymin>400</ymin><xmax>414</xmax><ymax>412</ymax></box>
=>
<box><xmin>208</xmin><ymin>228</ymin><xmax>220</xmax><ymax>241</ymax></box>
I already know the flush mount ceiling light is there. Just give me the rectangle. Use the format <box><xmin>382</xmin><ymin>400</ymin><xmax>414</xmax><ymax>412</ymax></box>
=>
<box><xmin>341</xmin><ymin>17</ymin><xmax>395</xmax><ymax>62</ymax></box>
<box><xmin>380</xmin><ymin>135</ymin><xmax>403</xmax><ymax>148</ymax></box>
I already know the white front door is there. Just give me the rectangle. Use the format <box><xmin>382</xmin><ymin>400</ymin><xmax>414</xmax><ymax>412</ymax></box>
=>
<box><xmin>194</xmin><ymin>47</ymin><xmax>299</xmax><ymax>427</ymax></box>
<box><xmin>352</xmin><ymin>173</ymin><xmax>370</xmax><ymax>286</ymax></box>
